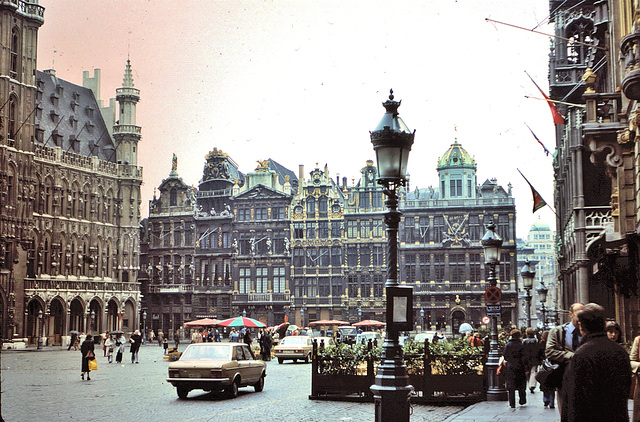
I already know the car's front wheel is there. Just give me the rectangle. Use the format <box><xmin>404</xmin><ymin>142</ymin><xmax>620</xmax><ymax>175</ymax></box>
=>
<box><xmin>304</xmin><ymin>354</ymin><xmax>310</xmax><ymax>364</ymax></box>
<box><xmin>227</xmin><ymin>379</ymin><xmax>239</xmax><ymax>398</ymax></box>
<box><xmin>176</xmin><ymin>387</ymin><xmax>189</xmax><ymax>399</ymax></box>
<box><xmin>254</xmin><ymin>374</ymin><xmax>265</xmax><ymax>392</ymax></box>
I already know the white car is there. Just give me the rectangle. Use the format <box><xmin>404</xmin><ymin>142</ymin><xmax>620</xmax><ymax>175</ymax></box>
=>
<box><xmin>355</xmin><ymin>331</ymin><xmax>382</xmax><ymax>345</ymax></box>
<box><xmin>414</xmin><ymin>331</ymin><xmax>446</xmax><ymax>343</ymax></box>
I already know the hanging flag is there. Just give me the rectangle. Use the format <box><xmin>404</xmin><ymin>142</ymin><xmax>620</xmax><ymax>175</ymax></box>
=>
<box><xmin>525</xmin><ymin>71</ymin><xmax>565</xmax><ymax>125</ymax></box>
<box><xmin>524</xmin><ymin>123</ymin><xmax>550</xmax><ymax>156</ymax></box>
<box><xmin>517</xmin><ymin>169</ymin><xmax>548</xmax><ymax>213</ymax></box>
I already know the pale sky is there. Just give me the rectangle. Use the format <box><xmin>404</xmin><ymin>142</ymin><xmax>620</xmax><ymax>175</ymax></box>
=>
<box><xmin>37</xmin><ymin>0</ymin><xmax>557</xmax><ymax>238</ymax></box>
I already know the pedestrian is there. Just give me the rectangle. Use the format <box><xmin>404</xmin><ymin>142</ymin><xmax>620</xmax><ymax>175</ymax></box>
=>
<box><xmin>630</xmin><ymin>332</ymin><xmax>640</xmax><ymax>421</ymax></box>
<box><xmin>243</xmin><ymin>329</ymin><xmax>252</xmax><ymax>348</ymax></box>
<box><xmin>545</xmin><ymin>302</ymin><xmax>584</xmax><ymax>415</ymax></box>
<box><xmin>174</xmin><ymin>330</ymin><xmax>180</xmax><ymax>349</ymax></box>
<box><xmin>230</xmin><ymin>328</ymin><xmax>239</xmax><ymax>343</ymax></box>
<box><xmin>129</xmin><ymin>330</ymin><xmax>142</xmax><ymax>363</ymax></box>
<box><xmin>163</xmin><ymin>336</ymin><xmax>169</xmax><ymax>354</ymax></box>
<box><xmin>102</xmin><ymin>332</ymin><xmax>108</xmax><ymax>357</ymax></box>
<box><xmin>80</xmin><ymin>334</ymin><xmax>95</xmax><ymax>381</ymax></box>
<box><xmin>105</xmin><ymin>333</ymin><xmax>115</xmax><ymax>363</ymax></box>
<box><xmin>503</xmin><ymin>328</ymin><xmax>527</xmax><ymax>408</ymax></box>
<box><xmin>68</xmin><ymin>332</ymin><xmax>78</xmax><ymax>351</ymax></box>
<box><xmin>561</xmin><ymin>303</ymin><xmax>631</xmax><ymax>421</ymax></box>
<box><xmin>522</xmin><ymin>327</ymin><xmax>541</xmax><ymax>393</ymax></box>
<box><xmin>539</xmin><ymin>330</ymin><xmax>555</xmax><ymax>409</ymax></box>
<box><xmin>115</xmin><ymin>333</ymin><xmax>126</xmax><ymax>363</ymax></box>
<box><xmin>606</xmin><ymin>320</ymin><xmax>623</xmax><ymax>344</ymax></box>
<box><xmin>214</xmin><ymin>328</ymin><xmax>221</xmax><ymax>342</ymax></box>
<box><xmin>157</xmin><ymin>330</ymin><xmax>164</xmax><ymax>347</ymax></box>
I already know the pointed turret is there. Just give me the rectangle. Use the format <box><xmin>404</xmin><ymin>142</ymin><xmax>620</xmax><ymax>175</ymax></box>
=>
<box><xmin>114</xmin><ymin>59</ymin><xmax>141</xmax><ymax>165</ymax></box>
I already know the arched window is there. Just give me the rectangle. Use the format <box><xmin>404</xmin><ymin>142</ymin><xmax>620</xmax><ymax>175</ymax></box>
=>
<box><xmin>318</xmin><ymin>196</ymin><xmax>328</xmax><ymax>217</ymax></box>
<box><xmin>10</xmin><ymin>29</ymin><xmax>19</xmax><ymax>80</ymax></box>
<box><xmin>8</xmin><ymin>96</ymin><xmax>16</xmax><ymax>140</ymax></box>
<box><xmin>566</xmin><ymin>20</ymin><xmax>594</xmax><ymax>65</ymax></box>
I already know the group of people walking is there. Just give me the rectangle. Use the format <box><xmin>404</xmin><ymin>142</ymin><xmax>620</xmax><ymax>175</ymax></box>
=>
<box><xmin>500</xmin><ymin>302</ymin><xmax>637</xmax><ymax>421</ymax></box>
<box><xmin>79</xmin><ymin>330</ymin><xmax>143</xmax><ymax>381</ymax></box>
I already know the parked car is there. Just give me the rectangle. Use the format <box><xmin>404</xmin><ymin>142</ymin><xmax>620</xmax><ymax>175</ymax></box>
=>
<box><xmin>167</xmin><ymin>342</ymin><xmax>266</xmax><ymax>399</ymax></box>
<box><xmin>336</xmin><ymin>326</ymin><xmax>357</xmax><ymax>345</ymax></box>
<box><xmin>313</xmin><ymin>336</ymin><xmax>336</xmax><ymax>348</ymax></box>
<box><xmin>414</xmin><ymin>331</ymin><xmax>447</xmax><ymax>343</ymax></box>
<box><xmin>355</xmin><ymin>331</ymin><xmax>382</xmax><ymax>345</ymax></box>
<box><xmin>273</xmin><ymin>335</ymin><xmax>313</xmax><ymax>363</ymax></box>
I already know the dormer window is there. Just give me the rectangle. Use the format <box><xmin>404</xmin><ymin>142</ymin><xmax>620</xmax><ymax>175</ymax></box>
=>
<box><xmin>49</xmin><ymin>109</ymin><xmax>59</xmax><ymax>123</ymax></box>
<box><xmin>85</xmin><ymin>106</ymin><xmax>94</xmax><ymax>118</ymax></box>
<box><xmin>50</xmin><ymin>92</ymin><xmax>59</xmax><ymax>106</ymax></box>
<box><xmin>68</xmin><ymin>116</ymin><xmax>78</xmax><ymax>129</ymax></box>
<box><xmin>55</xmin><ymin>84</ymin><xmax>64</xmax><ymax>96</ymax></box>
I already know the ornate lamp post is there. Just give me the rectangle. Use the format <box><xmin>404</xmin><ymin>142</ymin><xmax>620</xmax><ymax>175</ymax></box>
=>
<box><xmin>536</xmin><ymin>282</ymin><xmax>548</xmax><ymax>330</ymax></box>
<box><xmin>143</xmin><ymin>310</ymin><xmax>147</xmax><ymax>344</ymax></box>
<box><xmin>91</xmin><ymin>309</ymin><xmax>96</xmax><ymax>334</ymax></box>
<box><xmin>357</xmin><ymin>307</ymin><xmax>362</xmax><ymax>322</ymax></box>
<box><xmin>369</xmin><ymin>89</ymin><xmax>415</xmax><ymax>422</ymax></box>
<box><xmin>242</xmin><ymin>309</ymin><xmax>247</xmax><ymax>319</ymax></box>
<box><xmin>481</xmin><ymin>221</ymin><xmax>507</xmax><ymax>401</ymax></box>
<box><xmin>520</xmin><ymin>260</ymin><xmax>535</xmax><ymax>328</ymax></box>
<box><xmin>420</xmin><ymin>308</ymin><xmax>425</xmax><ymax>331</ymax></box>
<box><xmin>37</xmin><ymin>309</ymin><xmax>43</xmax><ymax>349</ymax></box>
<box><xmin>300</xmin><ymin>307</ymin><xmax>305</xmax><ymax>328</ymax></box>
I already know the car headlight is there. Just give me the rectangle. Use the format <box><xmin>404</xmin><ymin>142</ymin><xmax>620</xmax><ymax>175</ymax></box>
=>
<box><xmin>210</xmin><ymin>369</ymin><xmax>223</xmax><ymax>378</ymax></box>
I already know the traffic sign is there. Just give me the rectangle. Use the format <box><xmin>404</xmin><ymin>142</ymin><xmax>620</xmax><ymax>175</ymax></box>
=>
<box><xmin>484</xmin><ymin>286</ymin><xmax>502</xmax><ymax>303</ymax></box>
<box><xmin>482</xmin><ymin>316</ymin><xmax>491</xmax><ymax>325</ymax></box>
<box><xmin>486</xmin><ymin>303</ymin><xmax>502</xmax><ymax>317</ymax></box>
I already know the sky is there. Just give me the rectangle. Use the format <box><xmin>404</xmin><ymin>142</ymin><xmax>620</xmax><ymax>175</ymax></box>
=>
<box><xmin>37</xmin><ymin>0</ymin><xmax>557</xmax><ymax>238</ymax></box>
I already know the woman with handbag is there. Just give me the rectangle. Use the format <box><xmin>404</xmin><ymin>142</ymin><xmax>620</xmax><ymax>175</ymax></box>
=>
<box><xmin>538</xmin><ymin>330</ymin><xmax>555</xmax><ymax>408</ymax></box>
<box><xmin>80</xmin><ymin>334</ymin><xmax>95</xmax><ymax>381</ymax></box>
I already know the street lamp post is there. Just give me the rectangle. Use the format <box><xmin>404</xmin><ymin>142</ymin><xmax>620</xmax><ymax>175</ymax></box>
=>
<box><xmin>357</xmin><ymin>307</ymin><xmax>362</xmax><ymax>322</ymax></box>
<box><xmin>143</xmin><ymin>310</ymin><xmax>147</xmax><ymax>344</ymax></box>
<box><xmin>90</xmin><ymin>309</ymin><xmax>95</xmax><ymax>335</ymax></box>
<box><xmin>300</xmin><ymin>308</ymin><xmax>305</xmax><ymax>328</ymax></box>
<box><xmin>536</xmin><ymin>282</ymin><xmax>548</xmax><ymax>330</ymax></box>
<box><xmin>481</xmin><ymin>221</ymin><xmax>507</xmax><ymax>401</ymax></box>
<box><xmin>37</xmin><ymin>310</ymin><xmax>43</xmax><ymax>349</ymax></box>
<box><xmin>420</xmin><ymin>308</ymin><xmax>425</xmax><ymax>331</ymax></box>
<box><xmin>520</xmin><ymin>260</ymin><xmax>535</xmax><ymax>328</ymax></box>
<box><xmin>369</xmin><ymin>89</ymin><xmax>415</xmax><ymax>422</ymax></box>
<box><xmin>243</xmin><ymin>309</ymin><xmax>247</xmax><ymax>319</ymax></box>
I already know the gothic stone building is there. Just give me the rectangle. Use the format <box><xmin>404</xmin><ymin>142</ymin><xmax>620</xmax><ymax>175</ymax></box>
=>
<box><xmin>0</xmin><ymin>1</ymin><xmax>142</xmax><ymax>345</ymax></box>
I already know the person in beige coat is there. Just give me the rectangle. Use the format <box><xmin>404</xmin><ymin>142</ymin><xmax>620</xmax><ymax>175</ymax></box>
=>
<box><xmin>545</xmin><ymin>302</ymin><xmax>584</xmax><ymax>416</ymax></box>
<box><xmin>629</xmin><ymin>335</ymin><xmax>640</xmax><ymax>421</ymax></box>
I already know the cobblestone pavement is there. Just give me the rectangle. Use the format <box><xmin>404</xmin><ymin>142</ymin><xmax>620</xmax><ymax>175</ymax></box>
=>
<box><xmin>1</xmin><ymin>345</ymin><xmax>464</xmax><ymax>422</ymax></box>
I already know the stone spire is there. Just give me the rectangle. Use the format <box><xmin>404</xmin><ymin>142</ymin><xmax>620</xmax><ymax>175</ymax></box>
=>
<box><xmin>122</xmin><ymin>59</ymin><xmax>134</xmax><ymax>88</ymax></box>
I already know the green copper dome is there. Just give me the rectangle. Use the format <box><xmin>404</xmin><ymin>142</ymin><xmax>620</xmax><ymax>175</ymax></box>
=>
<box><xmin>437</xmin><ymin>141</ymin><xmax>476</xmax><ymax>169</ymax></box>
<box><xmin>530</xmin><ymin>219</ymin><xmax>551</xmax><ymax>231</ymax></box>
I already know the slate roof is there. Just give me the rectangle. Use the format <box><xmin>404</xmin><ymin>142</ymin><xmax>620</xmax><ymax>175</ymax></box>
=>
<box><xmin>35</xmin><ymin>70</ymin><xmax>116</xmax><ymax>162</ymax></box>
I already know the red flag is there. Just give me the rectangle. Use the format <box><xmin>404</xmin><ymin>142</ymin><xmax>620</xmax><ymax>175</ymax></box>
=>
<box><xmin>525</xmin><ymin>71</ymin><xmax>565</xmax><ymax>125</ymax></box>
<box><xmin>517</xmin><ymin>169</ymin><xmax>548</xmax><ymax>213</ymax></box>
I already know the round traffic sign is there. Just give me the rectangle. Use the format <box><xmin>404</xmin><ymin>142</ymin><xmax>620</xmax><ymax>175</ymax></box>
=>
<box><xmin>485</xmin><ymin>286</ymin><xmax>502</xmax><ymax>303</ymax></box>
<box><xmin>482</xmin><ymin>316</ymin><xmax>491</xmax><ymax>325</ymax></box>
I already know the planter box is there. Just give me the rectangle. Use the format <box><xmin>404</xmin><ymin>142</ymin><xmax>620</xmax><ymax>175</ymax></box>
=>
<box><xmin>311</xmin><ymin>374</ymin><xmax>373</xmax><ymax>401</ymax></box>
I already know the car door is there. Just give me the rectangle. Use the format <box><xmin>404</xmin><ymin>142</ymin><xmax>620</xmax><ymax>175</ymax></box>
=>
<box><xmin>239</xmin><ymin>345</ymin><xmax>261</xmax><ymax>383</ymax></box>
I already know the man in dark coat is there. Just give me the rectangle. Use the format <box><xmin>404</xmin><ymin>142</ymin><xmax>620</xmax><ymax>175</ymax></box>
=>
<box><xmin>129</xmin><ymin>330</ymin><xmax>142</xmax><ymax>364</ymax></box>
<box><xmin>561</xmin><ymin>303</ymin><xmax>631</xmax><ymax>422</ymax></box>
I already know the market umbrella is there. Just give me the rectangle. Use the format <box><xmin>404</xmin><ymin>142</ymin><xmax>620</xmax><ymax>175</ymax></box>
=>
<box><xmin>353</xmin><ymin>319</ymin><xmax>386</xmax><ymax>328</ymax></box>
<box><xmin>110</xmin><ymin>330</ymin><xmax>124</xmax><ymax>335</ymax></box>
<box><xmin>69</xmin><ymin>330</ymin><xmax>80</xmax><ymax>335</ymax></box>
<box><xmin>308</xmin><ymin>319</ymin><xmax>349</xmax><ymax>326</ymax></box>
<box><xmin>216</xmin><ymin>316</ymin><xmax>266</xmax><ymax>328</ymax></box>
<box><xmin>458</xmin><ymin>323</ymin><xmax>474</xmax><ymax>334</ymax></box>
<box><xmin>184</xmin><ymin>318</ymin><xmax>219</xmax><ymax>327</ymax></box>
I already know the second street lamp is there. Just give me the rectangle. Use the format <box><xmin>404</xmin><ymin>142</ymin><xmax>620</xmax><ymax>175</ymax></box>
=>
<box><xmin>481</xmin><ymin>221</ymin><xmax>507</xmax><ymax>401</ymax></box>
<box><xmin>520</xmin><ymin>260</ymin><xmax>535</xmax><ymax>328</ymax></box>
<box><xmin>369</xmin><ymin>89</ymin><xmax>415</xmax><ymax>422</ymax></box>
<box><xmin>537</xmin><ymin>282</ymin><xmax>549</xmax><ymax>330</ymax></box>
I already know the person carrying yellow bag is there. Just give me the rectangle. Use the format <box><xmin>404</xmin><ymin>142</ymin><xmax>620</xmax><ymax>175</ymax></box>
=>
<box><xmin>80</xmin><ymin>334</ymin><xmax>95</xmax><ymax>381</ymax></box>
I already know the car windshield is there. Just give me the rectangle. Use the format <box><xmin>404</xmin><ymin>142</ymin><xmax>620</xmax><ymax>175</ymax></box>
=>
<box><xmin>180</xmin><ymin>345</ymin><xmax>231</xmax><ymax>360</ymax></box>
<box><xmin>281</xmin><ymin>337</ymin><xmax>308</xmax><ymax>345</ymax></box>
